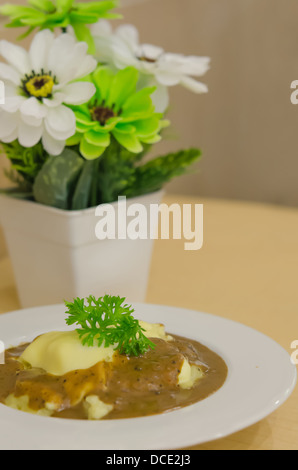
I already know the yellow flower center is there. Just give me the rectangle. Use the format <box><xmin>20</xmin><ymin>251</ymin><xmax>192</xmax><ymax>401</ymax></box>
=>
<box><xmin>25</xmin><ymin>75</ymin><xmax>55</xmax><ymax>99</ymax></box>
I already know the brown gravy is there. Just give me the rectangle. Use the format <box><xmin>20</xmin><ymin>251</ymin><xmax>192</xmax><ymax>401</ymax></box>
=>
<box><xmin>0</xmin><ymin>335</ymin><xmax>228</xmax><ymax>420</ymax></box>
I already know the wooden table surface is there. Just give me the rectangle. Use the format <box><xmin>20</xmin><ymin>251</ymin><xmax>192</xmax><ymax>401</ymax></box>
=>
<box><xmin>0</xmin><ymin>194</ymin><xmax>297</xmax><ymax>450</ymax></box>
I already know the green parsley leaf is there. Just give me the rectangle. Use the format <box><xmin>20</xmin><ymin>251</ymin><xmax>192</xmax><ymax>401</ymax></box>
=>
<box><xmin>65</xmin><ymin>295</ymin><xmax>156</xmax><ymax>357</ymax></box>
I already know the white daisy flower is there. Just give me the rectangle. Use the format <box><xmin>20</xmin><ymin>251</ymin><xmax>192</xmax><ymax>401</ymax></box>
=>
<box><xmin>91</xmin><ymin>20</ymin><xmax>210</xmax><ymax>112</ymax></box>
<box><xmin>0</xmin><ymin>30</ymin><xmax>97</xmax><ymax>155</ymax></box>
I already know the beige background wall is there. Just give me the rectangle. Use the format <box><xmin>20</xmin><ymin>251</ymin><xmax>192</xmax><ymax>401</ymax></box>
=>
<box><xmin>1</xmin><ymin>0</ymin><xmax>298</xmax><ymax>207</ymax></box>
<box><xmin>119</xmin><ymin>0</ymin><xmax>298</xmax><ymax>207</ymax></box>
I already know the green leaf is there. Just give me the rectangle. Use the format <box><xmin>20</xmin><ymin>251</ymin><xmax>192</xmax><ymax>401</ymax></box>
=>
<box><xmin>0</xmin><ymin>0</ymin><xmax>118</xmax><ymax>35</ymax></box>
<box><xmin>97</xmin><ymin>138</ymin><xmax>136</xmax><ymax>203</ymax></box>
<box><xmin>92</xmin><ymin>66</ymin><xmax>115</xmax><ymax>102</ymax></box>
<box><xmin>66</xmin><ymin>132</ymin><xmax>82</xmax><ymax>146</ymax></box>
<box><xmin>0</xmin><ymin>4</ymin><xmax>30</xmax><ymax>16</ymax></box>
<box><xmin>96</xmin><ymin>116</ymin><xmax>122</xmax><ymax>132</ymax></box>
<box><xmin>28</xmin><ymin>0</ymin><xmax>55</xmax><ymax>13</ymax></box>
<box><xmin>80</xmin><ymin>137</ymin><xmax>106</xmax><ymax>160</ymax></box>
<box><xmin>89</xmin><ymin>159</ymin><xmax>100</xmax><ymax>207</ymax></box>
<box><xmin>121</xmin><ymin>87</ymin><xmax>156</xmax><ymax>122</ymax></box>
<box><xmin>114</xmin><ymin>123</ymin><xmax>136</xmax><ymax>134</ymax></box>
<box><xmin>76</xmin><ymin>121</ymin><xmax>93</xmax><ymax>133</ymax></box>
<box><xmin>72</xmin><ymin>22</ymin><xmax>95</xmax><ymax>54</ymax></box>
<box><xmin>0</xmin><ymin>5</ymin><xmax>46</xmax><ymax>19</ymax></box>
<box><xmin>108</xmin><ymin>67</ymin><xmax>139</xmax><ymax>110</ymax></box>
<box><xmin>74</xmin><ymin>110</ymin><xmax>95</xmax><ymax>128</ymax></box>
<box><xmin>21</xmin><ymin>14</ymin><xmax>47</xmax><ymax>25</ymax></box>
<box><xmin>84</xmin><ymin>130</ymin><xmax>110</xmax><ymax>147</ymax></box>
<box><xmin>70</xmin><ymin>10</ymin><xmax>99</xmax><ymax>24</ymax></box>
<box><xmin>56</xmin><ymin>0</ymin><xmax>73</xmax><ymax>12</ymax></box>
<box><xmin>124</xmin><ymin>148</ymin><xmax>202</xmax><ymax>198</ymax></box>
<box><xmin>140</xmin><ymin>134</ymin><xmax>162</xmax><ymax>144</ymax></box>
<box><xmin>75</xmin><ymin>1</ymin><xmax>118</xmax><ymax>13</ymax></box>
<box><xmin>65</xmin><ymin>294</ymin><xmax>156</xmax><ymax>357</ymax></box>
<box><xmin>42</xmin><ymin>11</ymin><xmax>66</xmax><ymax>23</ymax></box>
<box><xmin>71</xmin><ymin>159</ymin><xmax>96</xmax><ymax>210</ymax></box>
<box><xmin>2</xmin><ymin>140</ymin><xmax>48</xmax><ymax>186</ymax></box>
<box><xmin>5</xmin><ymin>19</ymin><xmax>24</xmax><ymax>28</ymax></box>
<box><xmin>132</xmin><ymin>116</ymin><xmax>161</xmax><ymax>138</ymax></box>
<box><xmin>33</xmin><ymin>149</ymin><xmax>84</xmax><ymax>210</ymax></box>
<box><xmin>113</xmin><ymin>129</ymin><xmax>143</xmax><ymax>154</ymax></box>
<box><xmin>17</xmin><ymin>26</ymin><xmax>36</xmax><ymax>40</ymax></box>
<box><xmin>43</xmin><ymin>13</ymin><xmax>69</xmax><ymax>28</ymax></box>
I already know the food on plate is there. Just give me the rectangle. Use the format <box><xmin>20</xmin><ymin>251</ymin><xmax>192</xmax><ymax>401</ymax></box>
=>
<box><xmin>0</xmin><ymin>295</ymin><xmax>228</xmax><ymax>420</ymax></box>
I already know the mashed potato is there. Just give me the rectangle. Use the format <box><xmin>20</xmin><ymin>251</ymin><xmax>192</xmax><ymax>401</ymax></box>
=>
<box><xmin>178</xmin><ymin>361</ymin><xmax>204</xmax><ymax>389</ymax></box>
<box><xmin>20</xmin><ymin>321</ymin><xmax>173</xmax><ymax>376</ymax></box>
<box><xmin>83</xmin><ymin>395</ymin><xmax>114</xmax><ymax>420</ymax></box>
<box><xmin>5</xmin><ymin>322</ymin><xmax>204</xmax><ymax>419</ymax></box>
<box><xmin>5</xmin><ymin>394</ymin><xmax>59</xmax><ymax>417</ymax></box>
<box><xmin>5</xmin><ymin>393</ymin><xmax>113</xmax><ymax>420</ymax></box>
<box><xmin>20</xmin><ymin>330</ymin><xmax>115</xmax><ymax>376</ymax></box>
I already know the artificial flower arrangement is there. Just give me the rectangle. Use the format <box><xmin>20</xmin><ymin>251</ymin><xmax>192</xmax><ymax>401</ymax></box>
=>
<box><xmin>0</xmin><ymin>0</ymin><xmax>210</xmax><ymax>210</ymax></box>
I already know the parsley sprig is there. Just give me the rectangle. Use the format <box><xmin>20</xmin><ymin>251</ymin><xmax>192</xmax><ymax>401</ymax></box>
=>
<box><xmin>65</xmin><ymin>295</ymin><xmax>156</xmax><ymax>357</ymax></box>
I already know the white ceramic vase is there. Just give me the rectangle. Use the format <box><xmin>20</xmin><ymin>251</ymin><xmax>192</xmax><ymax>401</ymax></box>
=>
<box><xmin>0</xmin><ymin>191</ymin><xmax>163</xmax><ymax>308</ymax></box>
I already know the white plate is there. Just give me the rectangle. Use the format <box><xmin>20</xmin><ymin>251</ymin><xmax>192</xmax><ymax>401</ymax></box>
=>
<box><xmin>0</xmin><ymin>303</ymin><xmax>296</xmax><ymax>450</ymax></box>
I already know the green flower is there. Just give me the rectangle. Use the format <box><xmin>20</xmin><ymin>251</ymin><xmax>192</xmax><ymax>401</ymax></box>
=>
<box><xmin>67</xmin><ymin>67</ymin><xmax>169</xmax><ymax>160</ymax></box>
<box><xmin>0</xmin><ymin>0</ymin><xmax>119</xmax><ymax>52</ymax></box>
